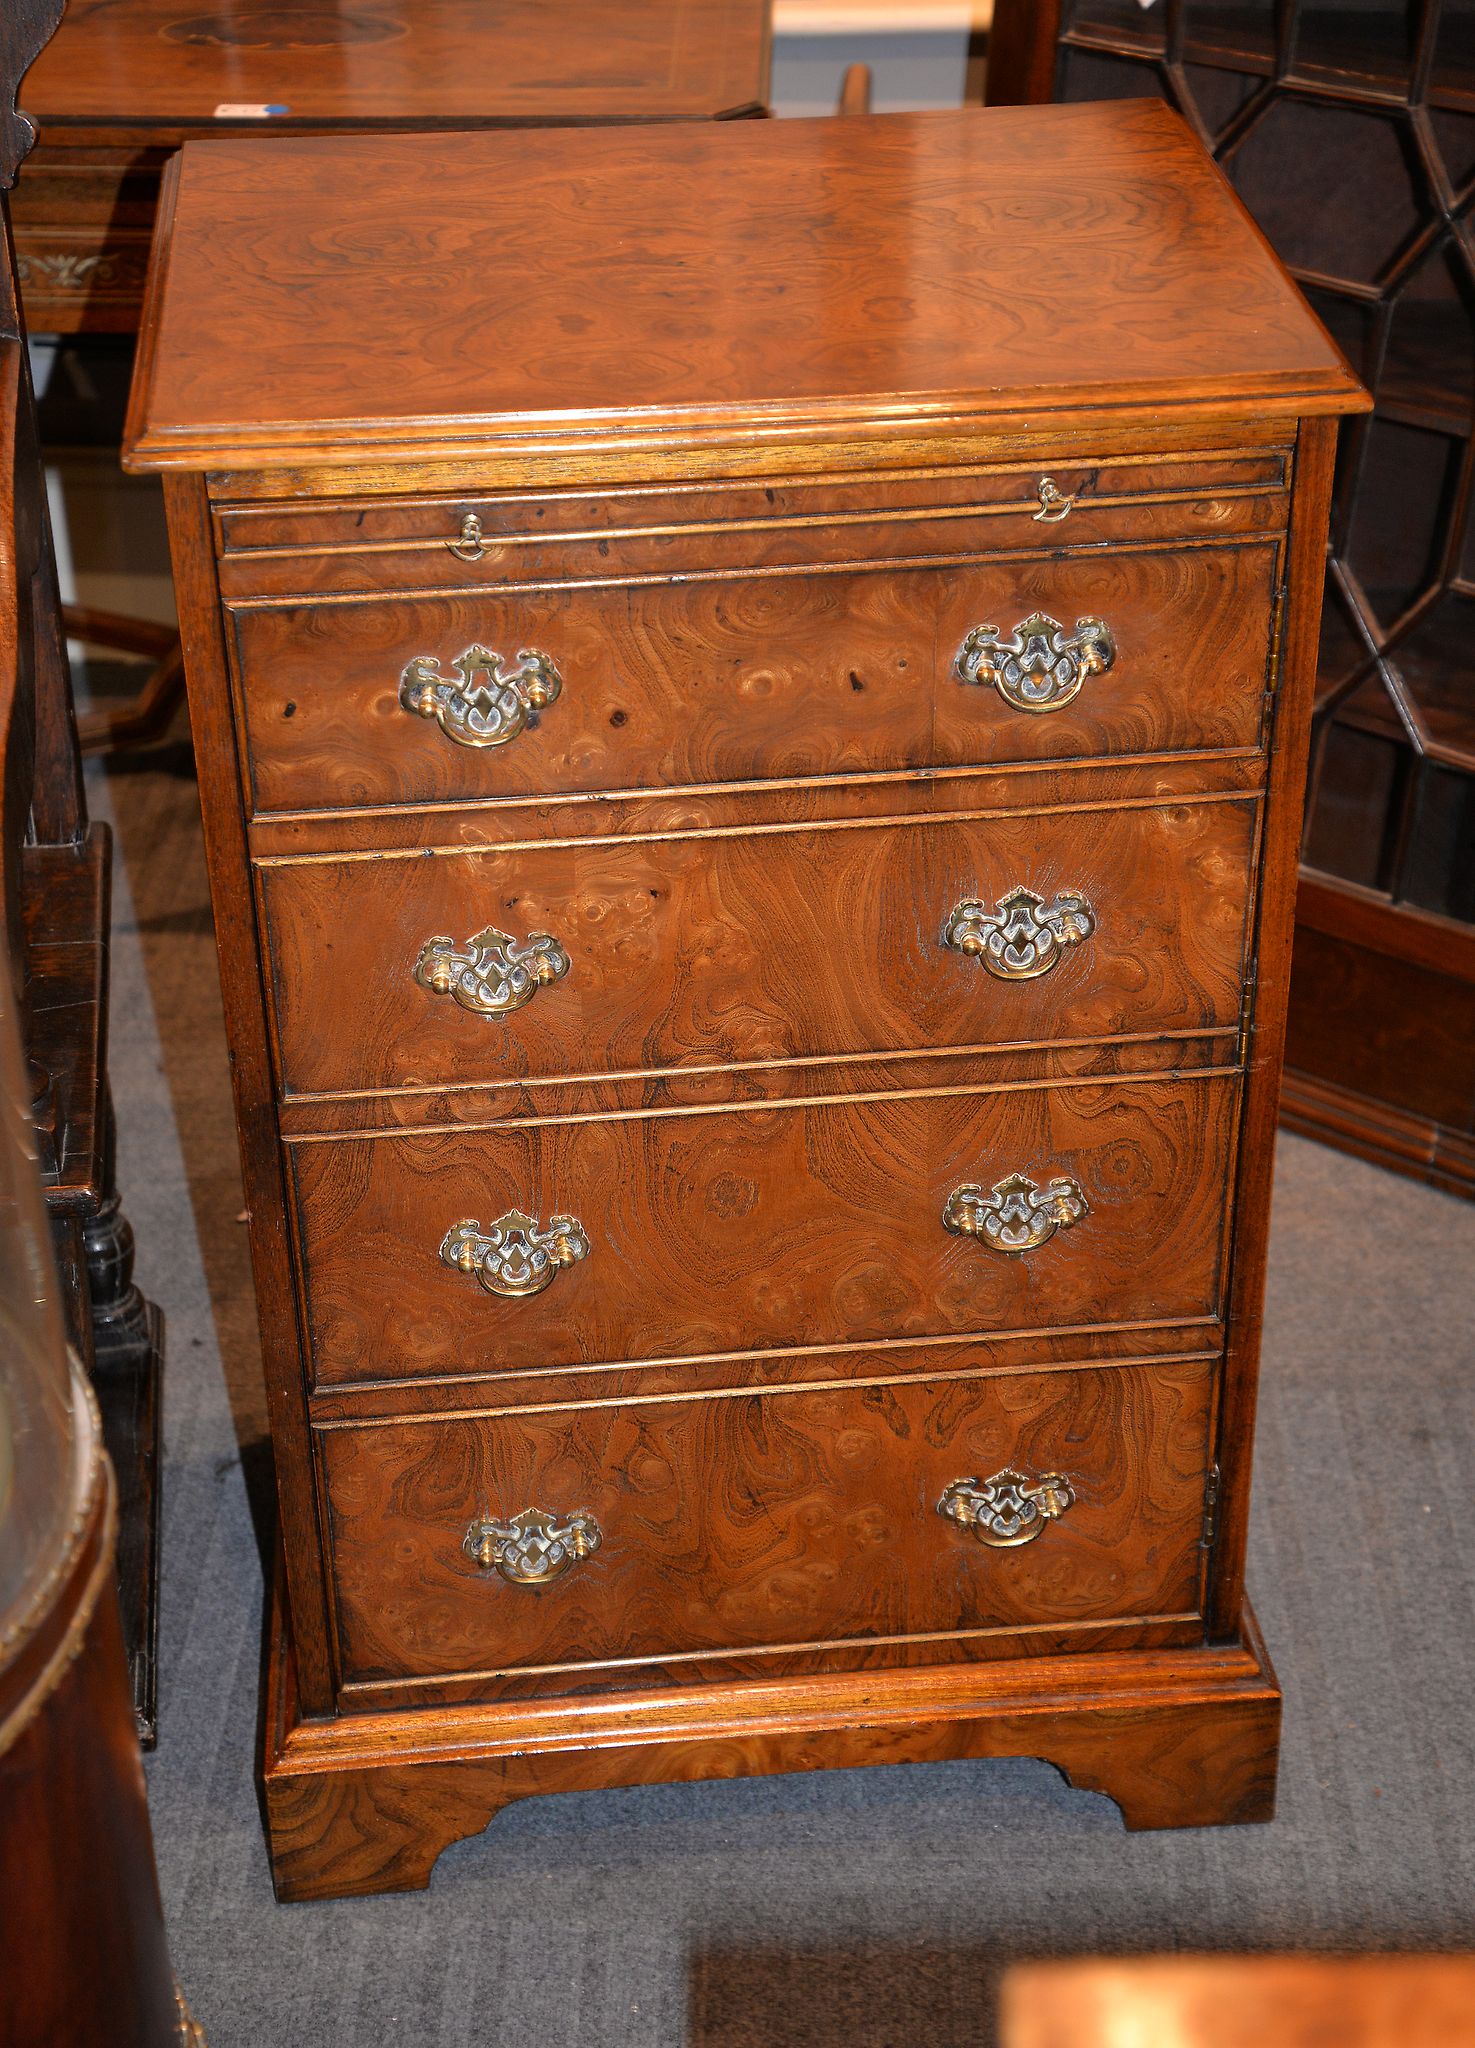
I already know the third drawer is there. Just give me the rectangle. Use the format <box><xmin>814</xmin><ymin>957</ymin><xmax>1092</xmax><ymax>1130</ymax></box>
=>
<box><xmin>289</xmin><ymin>1072</ymin><xmax>1241</xmax><ymax>1386</ymax></box>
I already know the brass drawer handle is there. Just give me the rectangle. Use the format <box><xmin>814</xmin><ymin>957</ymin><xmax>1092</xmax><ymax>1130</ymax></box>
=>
<box><xmin>942</xmin><ymin>1172</ymin><xmax>1088</xmax><ymax>1255</ymax></box>
<box><xmin>414</xmin><ymin>924</ymin><xmax>570</xmax><ymax>1018</ymax></box>
<box><xmin>463</xmin><ymin>1506</ymin><xmax>602</xmax><ymax>1585</ymax></box>
<box><xmin>1033</xmin><ymin>476</ymin><xmax>1073</xmax><ymax>523</ymax></box>
<box><xmin>942</xmin><ymin>887</ymin><xmax>1095</xmax><ymax>980</ymax></box>
<box><xmin>399</xmin><ymin>642</ymin><xmax>561</xmax><ymax>749</ymax></box>
<box><xmin>938</xmin><ymin>1468</ymin><xmax>1075</xmax><ymax>1548</ymax></box>
<box><xmin>446</xmin><ymin>511</ymin><xmax>487</xmax><ymax>561</ymax></box>
<box><xmin>955</xmin><ymin>611</ymin><xmax>1115</xmax><ymax>713</ymax></box>
<box><xmin>439</xmin><ymin>1209</ymin><xmax>590</xmax><ymax>1297</ymax></box>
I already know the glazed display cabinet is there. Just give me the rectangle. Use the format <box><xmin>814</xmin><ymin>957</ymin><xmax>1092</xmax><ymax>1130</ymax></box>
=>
<box><xmin>987</xmin><ymin>0</ymin><xmax>1475</xmax><ymax>1196</ymax></box>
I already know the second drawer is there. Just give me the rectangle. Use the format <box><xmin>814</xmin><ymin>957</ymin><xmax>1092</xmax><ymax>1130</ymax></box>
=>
<box><xmin>260</xmin><ymin>796</ymin><xmax>1259</xmax><ymax>1096</ymax></box>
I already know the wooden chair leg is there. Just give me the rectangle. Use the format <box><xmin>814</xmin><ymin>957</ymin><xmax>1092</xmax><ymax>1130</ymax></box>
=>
<box><xmin>838</xmin><ymin>63</ymin><xmax>873</xmax><ymax>116</ymax></box>
<box><xmin>64</xmin><ymin>603</ymin><xmax>186</xmax><ymax>755</ymax></box>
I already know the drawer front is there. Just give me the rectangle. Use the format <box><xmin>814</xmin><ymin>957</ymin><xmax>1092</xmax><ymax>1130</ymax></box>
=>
<box><xmin>216</xmin><ymin>454</ymin><xmax>1289</xmax><ymax>584</ymax></box>
<box><xmin>262</xmin><ymin>796</ymin><xmax>1258</xmax><ymax>1096</ymax></box>
<box><xmin>232</xmin><ymin>542</ymin><xmax>1279</xmax><ymax>814</ymax></box>
<box><xmin>291</xmin><ymin>1074</ymin><xmax>1239</xmax><ymax>1386</ymax></box>
<box><xmin>321</xmin><ymin>1359</ymin><xmax>1215</xmax><ymax>1696</ymax></box>
<box><xmin>11</xmin><ymin>151</ymin><xmax>161</xmax><ymax>335</ymax></box>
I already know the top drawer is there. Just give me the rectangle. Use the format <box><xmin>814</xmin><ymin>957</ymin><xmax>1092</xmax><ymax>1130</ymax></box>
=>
<box><xmin>214</xmin><ymin>454</ymin><xmax>1290</xmax><ymax>591</ymax></box>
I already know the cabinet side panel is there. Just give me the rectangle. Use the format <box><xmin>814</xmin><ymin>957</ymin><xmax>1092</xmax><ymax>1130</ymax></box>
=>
<box><xmin>161</xmin><ymin>470</ymin><xmax>335</xmax><ymax>1710</ymax></box>
<box><xmin>1207</xmin><ymin>415</ymin><xmax>1339</xmax><ymax>1639</ymax></box>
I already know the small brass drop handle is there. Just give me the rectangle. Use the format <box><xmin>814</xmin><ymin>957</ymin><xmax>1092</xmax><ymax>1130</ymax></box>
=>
<box><xmin>942</xmin><ymin>1172</ymin><xmax>1088</xmax><ymax>1256</ymax></box>
<box><xmin>446</xmin><ymin>512</ymin><xmax>487</xmax><ymax>561</ymax></box>
<box><xmin>414</xmin><ymin>925</ymin><xmax>570</xmax><ymax>1019</ymax></box>
<box><xmin>440</xmin><ymin>1210</ymin><xmax>590</xmax><ymax>1297</ymax></box>
<box><xmin>1033</xmin><ymin>476</ymin><xmax>1073</xmax><ymax>523</ymax></box>
<box><xmin>399</xmin><ymin>642</ymin><xmax>562</xmax><ymax>749</ymax></box>
<box><xmin>463</xmin><ymin>1506</ymin><xmax>602</xmax><ymax>1585</ymax></box>
<box><xmin>955</xmin><ymin>611</ymin><xmax>1115</xmax><ymax>714</ymax></box>
<box><xmin>938</xmin><ymin>1469</ymin><xmax>1075</xmax><ymax>1548</ymax></box>
<box><xmin>942</xmin><ymin>887</ymin><xmax>1095</xmax><ymax>980</ymax></box>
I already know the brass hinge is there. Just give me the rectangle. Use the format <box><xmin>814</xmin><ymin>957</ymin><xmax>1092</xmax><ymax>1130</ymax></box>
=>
<box><xmin>1200</xmin><ymin>1462</ymin><xmax>1221</xmax><ymax>1549</ymax></box>
<box><xmin>1259</xmin><ymin>582</ymin><xmax>1290</xmax><ymax>745</ymax></box>
<box><xmin>1236</xmin><ymin>968</ymin><xmax>1258</xmax><ymax>1067</ymax></box>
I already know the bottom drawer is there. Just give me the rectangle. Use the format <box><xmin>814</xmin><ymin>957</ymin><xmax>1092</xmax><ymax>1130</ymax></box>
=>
<box><xmin>320</xmin><ymin>1358</ymin><xmax>1215</xmax><ymax>1703</ymax></box>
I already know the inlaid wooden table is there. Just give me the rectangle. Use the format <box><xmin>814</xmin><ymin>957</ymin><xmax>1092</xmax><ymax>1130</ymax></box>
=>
<box><xmin>16</xmin><ymin>0</ymin><xmax>771</xmax><ymax>757</ymax></box>
<box><xmin>13</xmin><ymin>0</ymin><xmax>772</xmax><ymax>333</ymax></box>
<box><xmin>125</xmin><ymin>100</ymin><xmax>1365</xmax><ymax>1902</ymax></box>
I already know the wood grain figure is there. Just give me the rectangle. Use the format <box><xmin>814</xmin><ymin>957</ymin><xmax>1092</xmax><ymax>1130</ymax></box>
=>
<box><xmin>261</xmin><ymin>794</ymin><xmax>1258</xmax><ymax>1095</ymax></box>
<box><xmin>289</xmin><ymin>1075</ymin><xmax>1241</xmax><ymax>1383</ymax></box>
<box><xmin>228</xmin><ymin>541</ymin><xmax>1281</xmax><ymax>815</ymax></box>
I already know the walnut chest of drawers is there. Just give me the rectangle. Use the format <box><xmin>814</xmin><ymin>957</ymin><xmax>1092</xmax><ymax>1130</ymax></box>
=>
<box><xmin>124</xmin><ymin>99</ymin><xmax>1367</xmax><ymax>1902</ymax></box>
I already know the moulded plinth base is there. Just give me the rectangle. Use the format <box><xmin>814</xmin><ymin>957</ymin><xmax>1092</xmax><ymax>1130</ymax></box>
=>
<box><xmin>263</xmin><ymin>1576</ymin><xmax>1281</xmax><ymax>1902</ymax></box>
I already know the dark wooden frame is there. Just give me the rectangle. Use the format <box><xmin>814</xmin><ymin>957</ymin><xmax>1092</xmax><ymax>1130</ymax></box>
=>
<box><xmin>2</xmin><ymin>4</ymin><xmax>164</xmax><ymax>1744</ymax></box>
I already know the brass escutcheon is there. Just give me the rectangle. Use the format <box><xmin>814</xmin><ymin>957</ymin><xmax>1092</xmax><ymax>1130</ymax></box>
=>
<box><xmin>399</xmin><ymin>643</ymin><xmax>561</xmax><ymax>749</ymax></box>
<box><xmin>942</xmin><ymin>1172</ymin><xmax>1089</xmax><ymax>1255</ymax></box>
<box><xmin>942</xmin><ymin>887</ymin><xmax>1096</xmax><ymax>980</ymax></box>
<box><xmin>955</xmin><ymin>611</ymin><xmax>1115</xmax><ymax>713</ymax></box>
<box><xmin>463</xmin><ymin>1506</ymin><xmax>602</xmax><ymax>1585</ymax></box>
<box><xmin>439</xmin><ymin>1210</ymin><xmax>590</xmax><ymax>1297</ymax></box>
<box><xmin>414</xmin><ymin>925</ymin><xmax>570</xmax><ymax>1019</ymax></box>
<box><xmin>938</xmin><ymin>1469</ymin><xmax>1075</xmax><ymax>1548</ymax></box>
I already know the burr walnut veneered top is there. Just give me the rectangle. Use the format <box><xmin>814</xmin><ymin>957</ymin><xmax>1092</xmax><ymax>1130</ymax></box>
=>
<box><xmin>17</xmin><ymin>0</ymin><xmax>770</xmax><ymax>126</ymax></box>
<box><xmin>123</xmin><ymin>99</ymin><xmax>1366</xmax><ymax>476</ymax></box>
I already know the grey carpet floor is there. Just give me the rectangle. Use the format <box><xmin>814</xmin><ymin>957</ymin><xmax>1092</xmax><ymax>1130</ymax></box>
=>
<box><xmin>88</xmin><ymin>730</ymin><xmax>1475</xmax><ymax>2048</ymax></box>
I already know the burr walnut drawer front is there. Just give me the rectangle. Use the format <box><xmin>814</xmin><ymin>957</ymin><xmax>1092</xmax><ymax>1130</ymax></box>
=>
<box><xmin>319</xmin><ymin>1357</ymin><xmax>1216</xmax><ymax>1699</ymax></box>
<box><xmin>215</xmin><ymin>453</ymin><xmax>1289</xmax><ymax>577</ymax></box>
<box><xmin>289</xmin><ymin>1073</ymin><xmax>1240</xmax><ymax>1387</ymax></box>
<box><xmin>229</xmin><ymin>541</ymin><xmax>1281</xmax><ymax>815</ymax></box>
<box><xmin>261</xmin><ymin>796</ymin><xmax>1258</xmax><ymax>1097</ymax></box>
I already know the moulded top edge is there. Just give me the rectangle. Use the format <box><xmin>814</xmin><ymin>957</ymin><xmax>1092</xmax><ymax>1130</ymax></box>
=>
<box><xmin>122</xmin><ymin>103</ymin><xmax>1369</xmax><ymax>480</ymax></box>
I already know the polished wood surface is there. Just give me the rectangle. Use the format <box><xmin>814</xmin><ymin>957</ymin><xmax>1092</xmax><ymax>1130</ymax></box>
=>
<box><xmin>230</xmin><ymin>542</ymin><xmax>1281</xmax><ymax>814</ymax></box>
<box><xmin>261</xmin><ymin>795</ymin><xmax>1258</xmax><ymax>1096</ymax></box>
<box><xmin>322</xmin><ymin>1359</ymin><xmax>1215</xmax><ymax>1700</ymax></box>
<box><xmin>214</xmin><ymin>452</ymin><xmax>1290</xmax><ymax>561</ymax></box>
<box><xmin>1001</xmin><ymin>1956</ymin><xmax>1475</xmax><ymax>2048</ymax></box>
<box><xmin>127</xmin><ymin>102</ymin><xmax>1365</xmax><ymax>1895</ymax></box>
<box><xmin>0</xmin><ymin>1403</ymin><xmax>181</xmax><ymax>2048</ymax></box>
<box><xmin>123</xmin><ymin>101</ymin><xmax>1360</xmax><ymax>476</ymax></box>
<box><xmin>290</xmin><ymin>1075</ymin><xmax>1241</xmax><ymax>1384</ymax></box>
<box><xmin>1283</xmin><ymin>871</ymin><xmax>1475</xmax><ymax>1199</ymax></box>
<box><xmin>1202</xmin><ymin>412</ymin><xmax>1337</xmax><ymax>1643</ymax></box>
<box><xmin>12</xmin><ymin>0</ymin><xmax>772</xmax><ymax>333</ymax></box>
<box><xmin>21</xmin><ymin>0</ymin><xmax>770</xmax><ymax>123</ymax></box>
